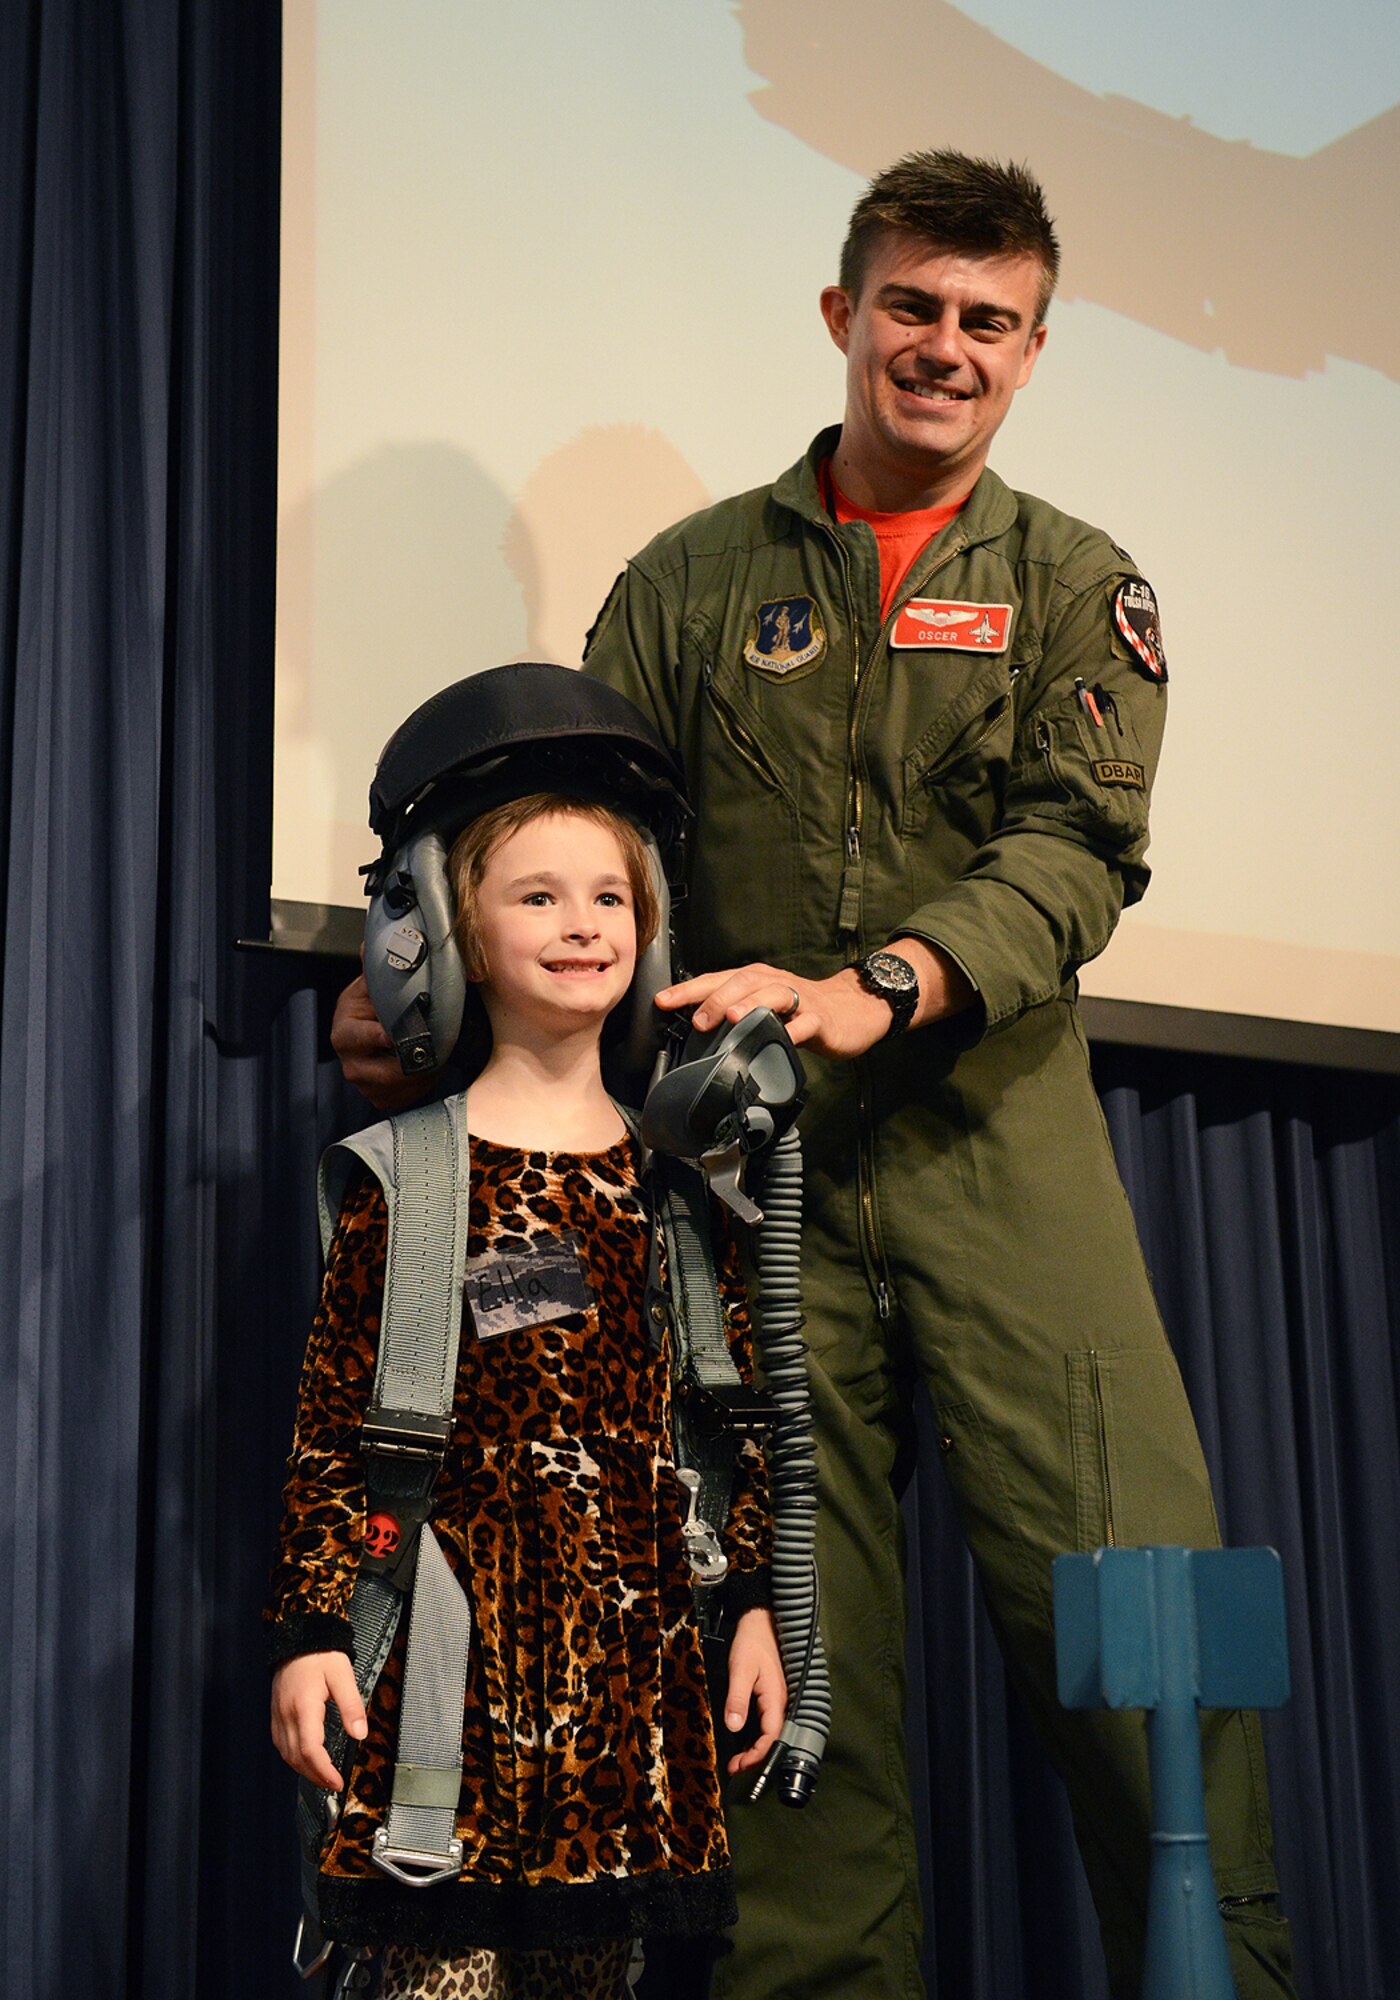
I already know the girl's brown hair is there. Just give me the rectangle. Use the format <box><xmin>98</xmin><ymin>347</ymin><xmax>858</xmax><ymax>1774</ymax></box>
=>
<box><xmin>447</xmin><ymin>793</ymin><xmax>660</xmax><ymax>982</ymax></box>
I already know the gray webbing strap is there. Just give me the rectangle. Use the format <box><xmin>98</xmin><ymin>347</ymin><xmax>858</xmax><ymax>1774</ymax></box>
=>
<box><xmin>372</xmin><ymin>1102</ymin><xmax>471</xmax><ymax>1422</ymax></box>
<box><xmin>617</xmin><ymin>1105</ymin><xmax>736</xmax><ymax>1596</ymax></box>
<box><xmin>362</xmin><ymin>1100</ymin><xmax>474</xmax><ymax>1886</ymax></box>
<box><xmin>662</xmin><ymin>1159</ymin><xmax>736</xmax><ymax>1387</ymax></box>
<box><xmin>371</xmin><ymin>1524</ymin><xmax>472</xmax><ymax>1885</ymax></box>
<box><xmin>657</xmin><ymin>1159</ymin><xmax>742</xmax><ymax>1593</ymax></box>
<box><xmin>294</xmin><ymin>1572</ymin><xmax>411</xmax><ymax>1971</ymax></box>
<box><xmin>296</xmin><ymin>1098</ymin><xmax>478</xmax><ymax>1965</ymax></box>
<box><xmin>348</xmin><ymin>1572</ymin><xmax>406</xmax><ymax>1704</ymax></box>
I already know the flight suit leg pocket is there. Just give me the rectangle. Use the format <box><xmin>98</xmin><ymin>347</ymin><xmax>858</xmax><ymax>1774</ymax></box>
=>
<box><xmin>1067</xmin><ymin>1349</ymin><xmax>1221</xmax><ymax>1551</ymax></box>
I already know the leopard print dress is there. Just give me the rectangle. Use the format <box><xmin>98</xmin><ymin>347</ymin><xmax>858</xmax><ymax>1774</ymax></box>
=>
<box><xmin>268</xmin><ymin>1125</ymin><xmax>770</xmax><ymax>1965</ymax></box>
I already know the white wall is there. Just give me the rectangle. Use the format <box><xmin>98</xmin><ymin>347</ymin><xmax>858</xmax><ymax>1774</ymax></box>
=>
<box><xmin>275</xmin><ymin>0</ymin><xmax>1400</xmax><ymax>1031</ymax></box>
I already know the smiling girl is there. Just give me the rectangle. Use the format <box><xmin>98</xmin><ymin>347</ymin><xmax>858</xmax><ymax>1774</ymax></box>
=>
<box><xmin>267</xmin><ymin>793</ymin><xmax>783</xmax><ymax>2000</ymax></box>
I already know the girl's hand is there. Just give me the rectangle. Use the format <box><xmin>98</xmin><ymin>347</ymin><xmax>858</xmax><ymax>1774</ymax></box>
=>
<box><xmin>270</xmin><ymin>1650</ymin><xmax>368</xmax><ymax>1789</ymax></box>
<box><xmin>723</xmin><ymin>1607</ymin><xmax>787</xmax><ymax>1775</ymax></box>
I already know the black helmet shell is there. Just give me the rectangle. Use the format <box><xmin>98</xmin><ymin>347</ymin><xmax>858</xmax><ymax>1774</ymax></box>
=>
<box><xmin>369</xmin><ymin>662</ymin><xmax>684</xmax><ymax>855</ymax></box>
<box><xmin>362</xmin><ymin>663</ymin><xmax>686</xmax><ymax>1078</ymax></box>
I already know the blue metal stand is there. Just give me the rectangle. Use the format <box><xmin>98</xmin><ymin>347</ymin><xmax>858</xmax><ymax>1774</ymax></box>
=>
<box><xmin>1054</xmin><ymin>1546</ymin><xmax>1289</xmax><ymax>2000</ymax></box>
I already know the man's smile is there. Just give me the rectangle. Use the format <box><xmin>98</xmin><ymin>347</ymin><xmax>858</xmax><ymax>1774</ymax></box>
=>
<box><xmin>895</xmin><ymin>377</ymin><xmax>969</xmax><ymax>402</ymax></box>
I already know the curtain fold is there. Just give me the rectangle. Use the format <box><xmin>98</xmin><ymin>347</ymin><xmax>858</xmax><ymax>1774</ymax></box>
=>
<box><xmin>1</xmin><ymin>7</ymin><xmax>1395</xmax><ymax>1997</ymax></box>
<box><xmin>0</xmin><ymin>3</ymin><xmax>291</xmax><ymax>1993</ymax></box>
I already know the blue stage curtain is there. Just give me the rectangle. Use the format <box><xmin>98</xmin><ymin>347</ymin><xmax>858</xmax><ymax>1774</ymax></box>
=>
<box><xmin>0</xmin><ymin>4</ymin><xmax>336</xmax><ymax>1995</ymax></box>
<box><xmin>906</xmin><ymin>1045</ymin><xmax>1400</xmax><ymax>2000</ymax></box>
<box><xmin>2</xmin><ymin>6</ymin><xmax>1396</xmax><ymax>1998</ymax></box>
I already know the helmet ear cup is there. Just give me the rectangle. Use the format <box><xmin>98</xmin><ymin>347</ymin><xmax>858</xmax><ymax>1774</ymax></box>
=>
<box><xmin>363</xmin><ymin>828</ymin><xmax>467</xmax><ymax>1072</ymax></box>
<box><xmin>603</xmin><ymin>835</ymin><xmax>673</xmax><ymax>1102</ymax></box>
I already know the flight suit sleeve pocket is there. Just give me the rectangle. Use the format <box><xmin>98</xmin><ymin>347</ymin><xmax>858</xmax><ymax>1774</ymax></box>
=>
<box><xmin>1026</xmin><ymin>690</ymin><xmax>1150</xmax><ymax>855</ymax></box>
<box><xmin>1067</xmin><ymin>1349</ymin><xmax>1221</xmax><ymax>1552</ymax></box>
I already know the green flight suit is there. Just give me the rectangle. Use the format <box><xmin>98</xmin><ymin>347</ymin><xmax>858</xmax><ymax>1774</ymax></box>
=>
<box><xmin>584</xmin><ymin>429</ymin><xmax>1296</xmax><ymax>2000</ymax></box>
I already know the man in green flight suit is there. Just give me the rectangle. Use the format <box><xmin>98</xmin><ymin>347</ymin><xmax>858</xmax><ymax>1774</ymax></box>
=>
<box><xmin>333</xmin><ymin>154</ymin><xmax>1297</xmax><ymax>1999</ymax></box>
<box><xmin>578</xmin><ymin>153</ymin><xmax>1298</xmax><ymax>2000</ymax></box>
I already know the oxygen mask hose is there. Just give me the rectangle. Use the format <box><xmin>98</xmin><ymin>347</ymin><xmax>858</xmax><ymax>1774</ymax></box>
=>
<box><xmin>638</xmin><ymin>1006</ymin><xmax>827</xmax><ymax>1805</ymax></box>
<box><xmin>746</xmin><ymin>1126</ymin><xmax>831</xmax><ymax>1807</ymax></box>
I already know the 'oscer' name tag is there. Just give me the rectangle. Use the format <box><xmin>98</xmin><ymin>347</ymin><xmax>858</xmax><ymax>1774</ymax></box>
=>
<box><xmin>892</xmin><ymin>599</ymin><xmax>1013</xmax><ymax>653</ymax></box>
<box><xmin>465</xmin><ymin>1234</ymin><xmax>592</xmax><ymax>1340</ymax></box>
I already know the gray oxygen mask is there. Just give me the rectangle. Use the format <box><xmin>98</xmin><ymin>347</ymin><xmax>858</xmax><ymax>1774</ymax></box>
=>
<box><xmin>641</xmin><ymin>1006</ymin><xmax>805</xmax><ymax>1223</ymax></box>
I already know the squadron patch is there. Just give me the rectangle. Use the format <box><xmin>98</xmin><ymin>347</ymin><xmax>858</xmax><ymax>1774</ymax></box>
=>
<box><xmin>744</xmin><ymin>597</ymin><xmax>825</xmax><ymax>676</ymax></box>
<box><xmin>891</xmin><ymin>599</ymin><xmax>1013</xmax><ymax>653</ymax></box>
<box><xmin>1113</xmin><ymin>579</ymin><xmax>1168</xmax><ymax>682</ymax></box>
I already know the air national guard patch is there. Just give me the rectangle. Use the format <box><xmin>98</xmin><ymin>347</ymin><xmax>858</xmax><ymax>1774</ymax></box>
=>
<box><xmin>744</xmin><ymin>597</ymin><xmax>825</xmax><ymax>676</ymax></box>
<box><xmin>1113</xmin><ymin>579</ymin><xmax>1168</xmax><ymax>682</ymax></box>
<box><xmin>891</xmin><ymin>599</ymin><xmax>1013</xmax><ymax>653</ymax></box>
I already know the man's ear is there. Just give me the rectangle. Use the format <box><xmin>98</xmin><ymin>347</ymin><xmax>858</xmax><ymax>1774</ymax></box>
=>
<box><xmin>1017</xmin><ymin>320</ymin><xmax>1048</xmax><ymax>389</ymax></box>
<box><xmin>819</xmin><ymin>284</ymin><xmax>852</xmax><ymax>355</ymax></box>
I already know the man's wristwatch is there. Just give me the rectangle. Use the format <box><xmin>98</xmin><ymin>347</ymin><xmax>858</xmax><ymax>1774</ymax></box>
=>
<box><xmin>854</xmin><ymin>950</ymin><xmax>919</xmax><ymax>1038</ymax></box>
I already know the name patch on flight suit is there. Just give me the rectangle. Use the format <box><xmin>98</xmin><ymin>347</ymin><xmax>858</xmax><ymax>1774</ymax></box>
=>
<box><xmin>1112</xmin><ymin>579</ymin><xmax>1168</xmax><ymax>682</ymax></box>
<box><xmin>743</xmin><ymin>596</ymin><xmax>825</xmax><ymax>676</ymax></box>
<box><xmin>1092</xmin><ymin>759</ymin><xmax>1146</xmax><ymax>790</ymax></box>
<box><xmin>891</xmin><ymin>600</ymin><xmax>1013</xmax><ymax>653</ymax></box>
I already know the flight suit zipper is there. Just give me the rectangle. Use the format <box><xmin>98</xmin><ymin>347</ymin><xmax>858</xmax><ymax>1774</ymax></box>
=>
<box><xmin>828</xmin><ymin>522</ymin><xmax>977</xmax><ymax>1325</ymax></box>
<box><xmin>701</xmin><ymin>658</ymin><xmax>785</xmax><ymax>793</ymax></box>
<box><xmin>1091</xmin><ymin>1351</ymin><xmax>1116</xmax><ymax>1545</ymax></box>
<box><xmin>855</xmin><ymin>1066</ymin><xmax>891</xmax><ymax>1321</ymax></box>
<box><xmin>917</xmin><ymin>692</ymin><xmax>1011</xmax><ymax>790</ymax></box>
<box><xmin>832</xmin><ymin>525</ymin><xmax>973</xmax><ymax>932</ymax></box>
<box><xmin>1035</xmin><ymin>714</ymin><xmax>1074</xmax><ymax>804</ymax></box>
<box><xmin>814</xmin><ymin>525</ymin><xmax>894</xmax><ymax>1318</ymax></box>
<box><xmin>823</xmin><ymin>532</ymin><xmax>864</xmax><ymax>936</ymax></box>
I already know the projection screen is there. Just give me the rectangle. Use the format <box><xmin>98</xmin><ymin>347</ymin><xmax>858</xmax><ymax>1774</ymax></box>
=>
<box><xmin>272</xmin><ymin>0</ymin><xmax>1400</xmax><ymax>1059</ymax></box>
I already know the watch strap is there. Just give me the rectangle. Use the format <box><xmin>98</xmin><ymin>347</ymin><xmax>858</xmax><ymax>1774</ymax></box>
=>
<box><xmin>856</xmin><ymin>950</ymin><xmax>919</xmax><ymax>1038</ymax></box>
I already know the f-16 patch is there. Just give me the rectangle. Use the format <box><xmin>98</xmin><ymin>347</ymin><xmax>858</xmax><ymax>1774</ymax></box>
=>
<box><xmin>744</xmin><ymin>596</ymin><xmax>825</xmax><ymax>675</ymax></box>
<box><xmin>891</xmin><ymin>599</ymin><xmax>1013</xmax><ymax>653</ymax></box>
<box><xmin>1113</xmin><ymin>579</ymin><xmax>1167</xmax><ymax>682</ymax></box>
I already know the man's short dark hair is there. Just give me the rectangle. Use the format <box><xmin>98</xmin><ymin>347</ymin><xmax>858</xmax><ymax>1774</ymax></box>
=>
<box><xmin>839</xmin><ymin>151</ymin><xmax>1060</xmax><ymax>323</ymax></box>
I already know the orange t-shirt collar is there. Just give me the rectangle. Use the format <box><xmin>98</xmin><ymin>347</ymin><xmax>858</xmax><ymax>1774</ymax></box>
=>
<box><xmin>821</xmin><ymin>460</ymin><xmax>969</xmax><ymax>623</ymax></box>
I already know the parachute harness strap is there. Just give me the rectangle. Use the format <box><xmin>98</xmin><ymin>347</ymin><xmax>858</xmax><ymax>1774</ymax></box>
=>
<box><xmin>365</xmin><ymin>1104</ymin><xmax>473</xmax><ymax>1886</ymax></box>
<box><xmin>299</xmin><ymin>1099</ymin><xmax>475</xmax><ymax>1962</ymax></box>
<box><xmin>655</xmin><ymin>1156</ymin><xmax>745</xmax><ymax>1605</ymax></box>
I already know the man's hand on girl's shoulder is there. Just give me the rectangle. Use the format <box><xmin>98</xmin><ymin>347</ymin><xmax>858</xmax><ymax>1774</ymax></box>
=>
<box><xmin>331</xmin><ymin>972</ymin><xmax>438</xmax><ymax>1112</ymax></box>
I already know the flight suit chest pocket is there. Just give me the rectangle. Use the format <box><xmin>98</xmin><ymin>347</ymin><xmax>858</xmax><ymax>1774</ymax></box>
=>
<box><xmin>686</xmin><ymin>622</ymin><xmax>798</xmax><ymax>808</ymax></box>
<box><xmin>900</xmin><ymin>675</ymin><xmax>1017</xmax><ymax>841</ymax></box>
<box><xmin>680</xmin><ymin>617</ymin><xmax>805</xmax><ymax>964</ymax></box>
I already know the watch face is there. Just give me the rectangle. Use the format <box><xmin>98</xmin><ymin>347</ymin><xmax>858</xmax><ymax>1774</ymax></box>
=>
<box><xmin>865</xmin><ymin>951</ymin><xmax>917</xmax><ymax>994</ymax></box>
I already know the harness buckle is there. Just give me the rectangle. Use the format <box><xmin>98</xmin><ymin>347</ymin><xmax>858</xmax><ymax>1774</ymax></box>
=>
<box><xmin>291</xmin><ymin>1913</ymin><xmax>335</xmax><ymax>1980</ymax></box>
<box><xmin>371</xmin><ymin>1828</ymin><xmax>464</xmax><ymax>1888</ymax></box>
<box><xmin>682</xmin><ymin>1381</ymin><xmax>777</xmax><ymax>1438</ymax></box>
<box><xmin>360</xmin><ymin>1405</ymin><xmax>452</xmax><ymax>1462</ymax></box>
<box><xmin>677</xmin><ymin>1467</ymin><xmax>729</xmax><ymax>1587</ymax></box>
